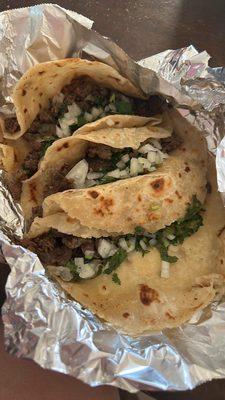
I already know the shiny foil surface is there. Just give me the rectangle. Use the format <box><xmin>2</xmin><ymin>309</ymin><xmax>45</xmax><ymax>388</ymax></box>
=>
<box><xmin>1</xmin><ymin>3</ymin><xmax>225</xmax><ymax>393</ymax></box>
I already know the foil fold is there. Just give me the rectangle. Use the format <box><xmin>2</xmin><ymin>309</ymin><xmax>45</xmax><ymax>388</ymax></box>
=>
<box><xmin>1</xmin><ymin>3</ymin><xmax>225</xmax><ymax>393</ymax></box>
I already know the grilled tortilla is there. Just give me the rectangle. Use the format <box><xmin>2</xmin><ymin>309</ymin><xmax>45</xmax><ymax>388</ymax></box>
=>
<box><xmin>21</xmin><ymin>113</ymin><xmax>173</xmax><ymax>221</ymax></box>
<box><xmin>1</xmin><ymin>58</ymin><xmax>145</xmax><ymax>140</ymax></box>
<box><xmin>25</xmin><ymin>154</ymin><xmax>225</xmax><ymax>335</ymax></box>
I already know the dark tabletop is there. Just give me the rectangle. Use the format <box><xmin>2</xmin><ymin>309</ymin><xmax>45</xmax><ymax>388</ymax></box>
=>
<box><xmin>1</xmin><ymin>1</ymin><xmax>225</xmax><ymax>399</ymax></box>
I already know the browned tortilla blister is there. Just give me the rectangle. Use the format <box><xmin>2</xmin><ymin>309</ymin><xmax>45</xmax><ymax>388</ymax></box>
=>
<box><xmin>1</xmin><ymin>3</ymin><xmax>225</xmax><ymax>394</ymax></box>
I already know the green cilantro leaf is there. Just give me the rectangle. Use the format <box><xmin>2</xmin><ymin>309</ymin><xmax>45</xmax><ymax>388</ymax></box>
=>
<box><xmin>115</xmin><ymin>100</ymin><xmax>133</xmax><ymax>115</ymax></box>
<box><xmin>112</xmin><ymin>272</ymin><xmax>121</xmax><ymax>285</ymax></box>
<box><xmin>103</xmin><ymin>249</ymin><xmax>127</xmax><ymax>275</ymax></box>
<box><xmin>41</xmin><ymin>136</ymin><xmax>57</xmax><ymax>156</ymax></box>
<box><xmin>135</xmin><ymin>226</ymin><xmax>145</xmax><ymax>235</ymax></box>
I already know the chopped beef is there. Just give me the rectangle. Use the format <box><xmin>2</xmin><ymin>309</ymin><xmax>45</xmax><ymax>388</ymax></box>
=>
<box><xmin>32</xmin><ymin>206</ymin><xmax>42</xmax><ymax>218</ymax></box>
<box><xmin>38</xmin><ymin>109</ymin><xmax>56</xmax><ymax>124</ymax></box>
<box><xmin>43</xmin><ymin>164</ymin><xmax>73</xmax><ymax>198</ymax></box>
<box><xmin>4</xmin><ymin>117</ymin><xmax>20</xmax><ymax>133</ymax></box>
<box><xmin>6</xmin><ymin>170</ymin><xmax>27</xmax><ymax>201</ymax></box>
<box><xmin>62</xmin><ymin>236</ymin><xmax>84</xmax><ymax>249</ymax></box>
<box><xmin>23</xmin><ymin>145</ymin><xmax>42</xmax><ymax>178</ymax></box>
<box><xmin>62</xmin><ymin>76</ymin><xmax>109</xmax><ymax>106</ymax></box>
<box><xmin>161</xmin><ymin>134</ymin><xmax>183</xmax><ymax>153</ymax></box>
<box><xmin>20</xmin><ymin>231</ymin><xmax>72</xmax><ymax>265</ymax></box>
<box><xmin>80</xmin><ymin>239</ymin><xmax>95</xmax><ymax>254</ymax></box>
<box><xmin>20</xmin><ymin>230</ymin><xmax>97</xmax><ymax>266</ymax></box>
<box><xmin>87</xmin><ymin>157</ymin><xmax>112</xmax><ymax>172</ymax></box>
<box><xmin>87</xmin><ymin>143</ymin><xmax>113</xmax><ymax>160</ymax></box>
<box><xmin>133</xmin><ymin>95</ymin><xmax>167</xmax><ymax>117</ymax></box>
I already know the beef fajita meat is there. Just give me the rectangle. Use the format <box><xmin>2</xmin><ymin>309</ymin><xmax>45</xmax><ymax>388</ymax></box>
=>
<box><xmin>133</xmin><ymin>95</ymin><xmax>167</xmax><ymax>117</ymax></box>
<box><xmin>23</xmin><ymin>142</ymin><xmax>42</xmax><ymax>178</ymax></box>
<box><xmin>6</xmin><ymin>170</ymin><xmax>27</xmax><ymax>201</ymax></box>
<box><xmin>87</xmin><ymin>143</ymin><xmax>113</xmax><ymax>160</ymax></box>
<box><xmin>4</xmin><ymin>117</ymin><xmax>20</xmax><ymax>133</ymax></box>
<box><xmin>161</xmin><ymin>134</ymin><xmax>183</xmax><ymax>153</ymax></box>
<box><xmin>20</xmin><ymin>230</ymin><xmax>97</xmax><ymax>266</ymax></box>
<box><xmin>62</xmin><ymin>76</ymin><xmax>109</xmax><ymax>107</ymax></box>
<box><xmin>43</xmin><ymin>163</ymin><xmax>73</xmax><ymax>198</ymax></box>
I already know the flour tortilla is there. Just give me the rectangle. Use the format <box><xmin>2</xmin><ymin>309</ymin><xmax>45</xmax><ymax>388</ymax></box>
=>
<box><xmin>27</xmin><ymin>109</ymin><xmax>207</xmax><ymax>236</ymax></box>
<box><xmin>35</xmin><ymin>155</ymin><xmax>225</xmax><ymax>335</ymax></box>
<box><xmin>21</xmin><ymin>114</ymin><xmax>173</xmax><ymax>221</ymax></box>
<box><xmin>1</xmin><ymin>58</ymin><xmax>144</xmax><ymax>140</ymax></box>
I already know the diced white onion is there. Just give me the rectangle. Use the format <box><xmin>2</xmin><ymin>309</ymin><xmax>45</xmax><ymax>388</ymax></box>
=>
<box><xmin>119</xmin><ymin>238</ymin><xmax>135</xmax><ymax>252</ymax></box>
<box><xmin>87</xmin><ymin>172</ymin><xmax>103</xmax><ymax>180</ymax></box>
<box><xmin>119</xmin><ymin>169</ymin><xmax>130</xmax><ymax>178</ymax></box>
<box><xmin>140</xmin><ymin>240</ymin><xmax>147</xmax><ymax>251</ymax></box>
<box><xmin>56</xmin><ymin>126</ymin><xmax>68</xmax><ymax>138</ymax></box>
<box><xmin>147</xmin><ymin>151</ymin><xmax>157</xmax><ymax>163</ymax></box>
<box><xmin>74</xmin><ymin>257</ymin><xmax>85</xmax><ymax>267</ymax></box>
<box><xmin>98</xmin><ymin>239</ymin><xmax>117</xmax><ymax>258</ymax></box>
<box><xmin>66</xmin><ymin>159</ymin><xmax>89</xmax><ymax>188</ymax></box>
<box><xmin>84</xmin><ymin>112</ymin><xmax>93</xmax><ymax>122</ymax></box>
<box><xmin>121</xmin><ymin>154</ymin><xmax>130</xmax><ymax>163</ymax></box>
<box><xmin>79</xmin><ymin>262</ymin><xmax>98</xmax><ymax>279</ymax></box>
<box><xmin>59</xmin><ymin>267</ymin><xmax>73</xmax><ymax>282</ymax></box>
<box><xmin>106</xmin><ymin>118</ymin><xmax>115</xmax><ymax>127</ymax></box>
<box><xmin>161</xmin><ymin>261</ymin><xmax>170</xmax><ymax>278</ymax></box>
<box><xmin>155</xmin><ymin>152</ymin><xmax>163</xmax><ymax>165</ymax></box>
<box><xmin>106</xmin><ymin>169</ymin><xmax>121</xmax><ymax>178</ymax></box>
<box><xmin>139</xmin><ymin>144</ymin><xmax>158</xmax><ymax>154</ymax></box>
<box><xmin>109</xmin><ymin>103</ymin><xmax>116</xmax><ymax>112</ymax></box>
<box><xmin>84</xmin><ymin>250</ymin><xmax>95</xmax><ymax>259</ymax></box>
<box><xmin>150</xmin><ymin>139</ymin><xmax>162</xmax><ymax>150</ymax></box>
<box><xmin>91</xmin><ymin>107</ymin><xmax>103</xmax><ymax>119</ymax></box>
<box><xmin>167</xmin><ymin>234</ymin><xmax>175</xmax><ymax>240</ymax></box>
<box><xmin>137</xmin><ymin>157</ymin><xmax>151</xmax><ymax>170</ymax></box>
<box><xmin>52</xmin><ymin>92</ymin><xmax>65</xmax><ymax>104</ymax></box>
<box><xmin>116</xmin><ymin>160</ymin><xmax>126</xmax><ymax>169</ymax></box>
<box><xmin>149</xmin><ymin>238</ymin><xmax>157</xmax><ymax>246</ymax></box>
<box><xmin>85</xmin><ymin>179</ymin><xmax>97</xmax><ymax>187</ymax></box>
<box><xmin>130</xmin><ymin>158</ymin><xmax>139</xmax><ymax>176</ymax></box>
<box><xmin>67</xmin><ymin>103</ymin><xmax>81</xmax><ymax>117</ymax></box>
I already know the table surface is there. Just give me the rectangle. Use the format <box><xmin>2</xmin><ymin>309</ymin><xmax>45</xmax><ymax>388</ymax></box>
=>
<box><xmin>1</xmin><ymin>1</ymin><xmax>225</xmax><ymax>399</ymax></box>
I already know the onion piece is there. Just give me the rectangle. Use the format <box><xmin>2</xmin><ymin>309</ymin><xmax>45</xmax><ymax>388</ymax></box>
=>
<box><xmin>78</xmin><ymin>262</ymin><xmax>98</xmax><ymax>279</ymax></box>
<box><xmin>84</xmin><ymin>111</ymin><xmax>93</xmax><ymax>122</ymax></box>
<box><xmin>91</xmin><ymin>107</ymin><xmax>103</xmax><ymax>119</ymax></box>
<box><xmin>118</xmin><ymin>238</ymin><xmax>135</xmax><ymax>252</ymax></box>
<box><xmin>107</xmin><ymin>169</ymin><xmax>121</xmax><ymax>178</ymax></box>
<box><xmin>116</xmin><ymin>160</ymin><xmax>126</xmax><ymax>170</ymax></box>
<box><xmin>87</xmin><ymin>172</ymin><xmax>104</xmax><ymax>180</ymax></box>
<box><xmin>98</xmin><ymin>239</ymin><xmax>117</xmax><ymax>258</ymax></box>
<box><xmin>139</xmin><ymin>144</ymin><xmax>158</xmax><ymax>154</ymax></box>
<box><xmin>130</xmin><ymin>158</ymin><xmax>140</xmax><ymax>176</ymax></box>
<box><xmin>121</xmin><ymin>154</ymin><xmax>130</xmax><ymax>163</ymax></box>
<box><xmin>150</xmin><ymin>139</ymin><xmax>162</xmax><ymax>150</ymax></box>
<box><xmin>161</xmin><ymin>261</ymin><xmax>170</xmax><ymax>278</ymax></box>
<box><xmin>67</xmin><ymin>102</ymin><xmax>81</xmax><ymax>117</ymax></box>
<box><xmin>140</xmin><ymin>240</ymin><xmax>148</xmax><ymax>251</ymax></box>
<box><xmin>106</xmin><ymin>118</ymin><xmax>115</xmax><ymax>127</ymax></box>
<box><xmin>56</xmin><ymin>126</ymin><xmax>68</xmax><ymax>138</ymax></box>
<box><xmin>66</xmin><ymin>159</ymin><xmax>89</xmax><ymax>188</ymax></box>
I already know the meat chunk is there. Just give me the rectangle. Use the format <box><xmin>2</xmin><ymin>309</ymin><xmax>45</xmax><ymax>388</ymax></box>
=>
<box><xmin>133</xmin><ymin>95</ymin><xmax>166</xmax><ymax>117</ymax></box>
<box><xmin>23</xmin><ymin>147</ymin><xmax>42</xmax><ymax>178</ymax></box>
<box><xmin>87</xmin><ymin>143</ymin><xmax>113</xmax><ymax>160</ymax></box>
<box><xmin>62</xmin><ymin>236</ymin><xmax>84</xmax><ymax>249</ymax></box>
<box><xmin>62</xmin><ymin>76</ymin><xmax>109</xmax><ymax>105</ymax></box>
<box><xmin>161</xmin><ymin>134</ymin><xmax>183</xmax><ymax>153</ymax></box>
<box><xmin>43</xmin><ymin>164</ymin><xmax>73</xmax><ymax>198</ymax></box>
<box><xmin>4</xmin><ymin>117</ymin><xmax>20</xmax><ymax>133</ymax></box>
<box><xmin>6</xmin><ymin>170</ymin><xmax>27</xmax><ymax>201</ymax></box>
<box><xmin>80</xmin><ymin>239</ymin><xmax>95</xmax><ymax>254</ymax></box>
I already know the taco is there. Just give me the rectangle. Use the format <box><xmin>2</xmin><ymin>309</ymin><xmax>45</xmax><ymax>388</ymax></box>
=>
<box><xmin>22</xmin><ymin>147</ymin><xmax>225</xmax><ymax>335</ymax></box>
<box><xmin>20</xmin><ymin>113</ymin><xmax>175</xmax><ymax>221</ymax></box>
<box><xmin>1</xmin><ymin>58</ymin><xmax>165</xmax><ymax>180</ymax></box>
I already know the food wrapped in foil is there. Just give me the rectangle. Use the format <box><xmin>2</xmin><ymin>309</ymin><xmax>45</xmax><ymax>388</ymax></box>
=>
<box><xmin>1</xmin><ymin>3</ymin><xmax>225</xmax><ymax>393</ymax></box>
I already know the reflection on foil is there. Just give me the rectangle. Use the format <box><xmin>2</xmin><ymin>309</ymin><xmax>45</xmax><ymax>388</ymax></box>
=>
<box><xmin>1</xmin><ymin>3</ymin><xmax>225</xmax><ymax>394</ymax></box>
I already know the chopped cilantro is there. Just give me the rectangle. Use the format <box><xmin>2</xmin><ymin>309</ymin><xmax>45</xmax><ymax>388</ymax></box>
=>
<box><xmin>103</xmin><ymin>249</ymin><xmax>127</xmax><ymax>275</ymax></box>
<box><xmin>65</xmin><ymin>260</ymin><xmax>80</xmax><ymax>280</ymax></box>
<box><xmin>98</xmin><ymin>176</ymin><xmax>118</xmax><ymax>185</ymax></box>
<box><xmin>156</xmin><ymin>243</ymin><xmax>178</xmax><ymax>263</ymax></box>
<box><xmin>41</xmin><ymin>136</ymin><xmax>57</xmax><ymax>156</ymax></box>
<box><xmin>109</xmin><ymin>93</ymin><xmax>116</xmax><ymax>103</ymax></box>
<box><xmin>94</xmin><ymin>96</ymin><xmax>105</xmax><ymax>107</ymax></box>
<box><xmin>69</xmin><ymin>114</ymin><xmax>86</xmax><ymax>133</ymax></box>
<box><xmin>135</xmin><ymin>226</ymin><xmax>145</xmax><ymax>235</ymax></box>
<box><xmin>115</xmin><ymin>100</ymin><xmax>133</xmax><ymax>115</ymax></box>
<box><xmin>112</xmin><ymin>272</ymin><xmax>121</xmax><ymax>285</ymax></box>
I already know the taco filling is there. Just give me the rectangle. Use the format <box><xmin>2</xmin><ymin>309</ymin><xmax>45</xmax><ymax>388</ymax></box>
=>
<box><xmin>4</xmin><ymin>76</ymin><xmax>165</xmax><ymax>178</ymax></box>
<box><xmin>22</xmin><ymin>196</ymin><xmax>203</xmax><ymax>285</ymax></box>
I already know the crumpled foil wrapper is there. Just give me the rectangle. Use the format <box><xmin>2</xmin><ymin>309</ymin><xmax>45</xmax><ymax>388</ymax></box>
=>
<box><xmin>1</xmin><ymin>3</ymin><xmax>225</xmax><ymax>393</ymax></box>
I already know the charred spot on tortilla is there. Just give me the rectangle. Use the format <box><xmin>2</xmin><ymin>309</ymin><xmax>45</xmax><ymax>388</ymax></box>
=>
<box><xmin>123</xmin><ymin>312</ymin><xmax>130</xmax><ymax>318</ymax></box>
<box><xmin>56</xmin><ymin>142</ymin><xmax>69</xmax><ymax>151</ymax></box>
<box><xmin>22</xmin><ymin>89</ymin><xmax>26</xmax><ymax>96</ymax></box>
<box><xmin>88</xmin><ymin>190</ymin><xmax>99</xmax><ymax>199</ymax></box>
<box><xmin>175</xmin><ymin>190</ymin><xmax>182</xmax><ymax>199</ymax></box>
<box><xmin>185</xmin><ymin>166</ymin><xmax>190</xmax><ymax>173</ymax></box>
<box><xmin>29</xmin><ymin>182</ymin><xmax>37</xmax><ymax>203</ymax></box>
<box><xmin>217</xmin><ymin>226</ymin><xmax>225</xmax><ymax>237</ymax></box>
<box><xmin>179</xmin><ymin>173</ymin><xmax>182</xmax><ymax>178</ymax></box>
<box><xmin>139</xmin><ymin>285</ymin><xmax>160</xmax><ymax>306</ymax></box>
<box><xmin>39</xmin><ymin>92</ymin><xmax>43</xmax><ymax>97</ymax></box>
<box><xmin>138</xmin><ymin>195</ymin><xmax>142</xmax><ymax>202</ymax></box>
<box><xmin>38</xmin><ymin>71</ymin><xmax>45</xmax><ymax>75</ymax></box>
<box><xmin>151</xmin><ymin>178</ymin><xmax>164</xmax><ymax>192</ymax></box>
<box><xmin>24</xmin><ymin>108</ymin><xmax>27</xmax><ymax>113</ymax></box>
<box><xmin>165</xmin><ymin>198</ymin><xmax>173</xmax><ymax>203</ymax></box>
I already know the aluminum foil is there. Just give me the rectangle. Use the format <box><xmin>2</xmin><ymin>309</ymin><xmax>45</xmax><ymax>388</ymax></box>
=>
<box><xmin>1</xmin><ymin>3</ymin><xmax>225</xmax><ymax>394</ymax></box>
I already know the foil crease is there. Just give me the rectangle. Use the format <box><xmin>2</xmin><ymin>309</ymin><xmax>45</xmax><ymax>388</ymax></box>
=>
<box><xmin>1</xmin><ymin>3</ymin><xmax>225</xmax><ymax>393</ymax></box>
